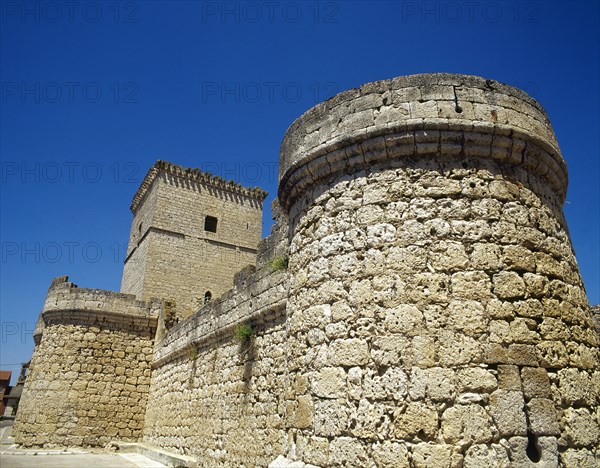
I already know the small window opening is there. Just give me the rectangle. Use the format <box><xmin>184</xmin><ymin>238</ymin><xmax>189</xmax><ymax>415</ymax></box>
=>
<box><xmin>204</xmin><ymin>291</ymin><xmax>212</xmax><ymax>303</ymax></box>
<box><xmin>204</xmin><ymin>216</ymin><xmax>218</xmax><ymax>233</ymax></box>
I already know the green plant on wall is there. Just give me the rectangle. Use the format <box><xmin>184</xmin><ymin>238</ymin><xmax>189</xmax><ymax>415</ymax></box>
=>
<box><xmin>188</xmin><ymin>346</ymin><xmax>198</xmax><ymax>361</ymax></box>
<box><xmin>268</xmin><ymin>255</ymin><xmax>288</xmax><ymax>272</ymax></box>
<box><xmin>234</xmin><ymin>324</ymin><xmax>256</xmax><ymax>342</ymax></box>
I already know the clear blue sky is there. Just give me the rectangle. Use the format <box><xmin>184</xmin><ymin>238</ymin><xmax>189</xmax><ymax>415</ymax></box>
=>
<box><xmin>1</xmin><ymin>1</ymin><xmax>599</xmax><ymax>382</ymax></box>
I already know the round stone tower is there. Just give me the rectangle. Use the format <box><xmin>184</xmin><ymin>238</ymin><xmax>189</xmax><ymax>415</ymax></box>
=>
<box><xmin>278</xmin><ymin>74</ymin><xmax>599</xmax><ymax>466</ymax></box>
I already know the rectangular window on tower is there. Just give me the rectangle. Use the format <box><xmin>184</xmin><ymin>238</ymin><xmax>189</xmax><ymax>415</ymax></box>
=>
<box><xmin>204</xmin><ymin>215</ymin><xmax>218</xmax><ymax>233</ymax></box>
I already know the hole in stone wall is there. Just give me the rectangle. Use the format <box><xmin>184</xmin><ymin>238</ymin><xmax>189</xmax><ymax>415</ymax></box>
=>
<box><xmin>526</xmin><ymin>431</ymin><xmax>541</xmax><ymax>463</ymax></box>
<box><xmin>455</xmin><ymin>106</ymin><xmax>463</xmax><ymax>113</ymax></box>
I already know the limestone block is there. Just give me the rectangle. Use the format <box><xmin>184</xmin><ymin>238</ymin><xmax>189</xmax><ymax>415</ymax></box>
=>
<box><xmin>441</xmin><ymin>404</ymin><xmax>493</xmax><ymax>444</ymax></box>
<box><xmin>347</xmin><ymin>367</ymin><xmax>362</xmax><ymax>400</ymax></box>
<box><xmin>371</xmin><ymin>335</ymin><xmax>411</xmax><ymax>367</ymax></box>
<box><xmin>411</xmin><ymin>335</ymin><xmax>437</xmax><ymax>368</ymax></box>
<box><xmin>314</xmin><ymin>399</ymin><xmax>349</xmax><ymax>437</ymax></box>
<box><xmin>371</xmin><ymin>441</ymin><xmax>410</xmax><ymax>468</ymax></box>
<box><xmin>362</xmin><ymin>367</ymin><xmax>407</xmax><ymax>401</ymax></box>
<box><xmin>451</xmin><ymin>271</ymin><xmax>492</xmax><ymax>301</ymax></box>
<box><xmin>348</xmin><ymin>399</ymin><xmax>389</xmax><ymax>439</ymax></box>
<box><xmin>560</xmin><ymin>449</ymin><xmax>600</xmax><ymax>467</ymax></box>
<box><xmin>457</xmin><ymin>367</ymin><xmax>497</xmax><ymax>392</ymax></box>
<box><xmin>470</xmin><ymin>243</ymin><xmax>503</xmax><ymax>271</ymax></box>
<box><xmin>331</xmin><ymin>301</ymin><xmax>354</xmax><ymax>322</ymax></box>
<box><xmin>311</xmin><ymin>367</ymin><xmax>346</xmax><ymax>399</ymax></box>
<box><xmin>329</xmin><ymin>339</ymin><xmax>370</xmax><ymax>366</ymax></box>
<box><xmin>489</xmin><ymin>390</ymin><xmax>527</xmax><ymax>437</ymax></box>
<box><xmin>411</xmin><ymin>443</ymin><xmax>462</xmax><ymax>468</ymax></box>
<box><xmin>384</xmin><ymin>304</ymin><xmax>424</xmax><ymax>336</ymax></box>
<box><xmin>291</xmin><ymin>395</ymin><xmax>314</xmax><ymax>429</ymax></box>
<box><xmin>410</xmin><ymin>367</ymin><xmax>456</xmax><ymax>401</ymax></box>
<box><xmin>463</xmin><ymin>444</ymin><xmax>510</xmax><ymax>468</ymax></box>
<box><xmin>438</xmin><ymin>331</ymin><xmax>481</xmax><ymax>366</ymax></box>
<box><xmin>562</xmin><ymin>408</ymin><xmax>600</xmax><ymax>447</ymax></box>
<box><xmin>557</xmin><ymin>369</ymin><xmax>597</xmax><ymax>406</ymax></box>
<box><xmin>302</xmin><ymin>436</ymin><xmax>329</xmax><ymax>467</ymax></box>
<box><xmin>394</xmin><ymin>402</ymin><xmax>438</xmax><ymax>440</ymax></box>
<box><xmin>526</xmin><ymin>398</ymin><xmax>559</xmax><ymax>436</ymax></box>
<box><xmin>447</xmin><ymin>300</ymin><xmax>488</xmax><ymax>336</ymax></box>
<box><xmin>521</xmin><ymin>367</ymin><xmax>551</xmax><ymax>399</ymax></box>
<box><xmin>493</xmin><ymin>271</ymin><xmax>526</xmax><ymax>299</ymax></box>
<box><xmin>507</xmin><ymin>435</ymin><xmax>558</xmax><ymax>467</ymax></box>
<box><xmin>329</xmin><ymin>437</ymin><xmax>368</xmax><ymax>466</ymax></box>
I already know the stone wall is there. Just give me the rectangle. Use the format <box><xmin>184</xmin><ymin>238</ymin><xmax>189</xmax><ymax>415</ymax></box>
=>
<box><xmin>121</xmin><ymin>161</ymin><xmax>267</xmax><ymax>318</ymax></box>
<box><xmin>142</xmin><ymin>211</ymin><xmax>289</xmax><ymax>466</ymax></box>
<box><xmin>278</xmin><ymin>73</ymin><xmax>599</xmax><ymax>466</ymax></box>
<box><xmin>13</xmin><ymin>276</ymin><xmax>160</xmax><ymax>447</ymax></box>
<box><xmin>12</xmin><ymin>74</ymin><xmax>600</xmax><ymax>466</ymax></box>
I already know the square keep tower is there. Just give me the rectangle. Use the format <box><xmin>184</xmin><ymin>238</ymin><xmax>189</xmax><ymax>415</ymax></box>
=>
<box><xmin>121</xmin><ymin>161</ymin><xmax>267</xmax><ymax>317</ymax></box>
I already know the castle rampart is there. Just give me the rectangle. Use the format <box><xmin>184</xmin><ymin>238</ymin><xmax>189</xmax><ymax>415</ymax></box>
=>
<box><xmin>13</xmin><ymin>74</ymin><xmax>599</xmax><ymax>466</ymax></box>
<box><xmin>142</xmin><ymin>232</ymin><xmax>289</xmax><ymax>465</ymax></box>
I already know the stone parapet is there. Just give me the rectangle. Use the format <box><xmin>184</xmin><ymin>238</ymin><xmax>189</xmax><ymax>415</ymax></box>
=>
<box><xmin>279</xmin><ymin>73</ymin><xmax>567</xmax><ymax>213</ymax></box>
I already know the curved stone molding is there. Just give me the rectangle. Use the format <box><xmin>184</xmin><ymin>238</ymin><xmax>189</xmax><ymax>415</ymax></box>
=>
<box><xmin>279</xmin><ymin>73</ymin><xmax>567</xmax><ymax>212</ymax></box>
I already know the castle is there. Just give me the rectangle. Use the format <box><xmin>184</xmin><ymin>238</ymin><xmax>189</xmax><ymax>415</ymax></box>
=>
<box><xmin>13</xmin><ymin>74</ymin><xmax>600</xmax><ymax>467</ymax></box>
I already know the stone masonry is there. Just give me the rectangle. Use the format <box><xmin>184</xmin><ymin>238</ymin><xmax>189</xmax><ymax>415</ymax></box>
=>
<box><xmin>13</xmin><ymin>276</ymin><xmax>161</xmax><ymax>447</ymax></box>
<box><xmin>121</xmin><ymin>160</ymin><xmax>267</xmax><ymax>318</ymax></box>
<box><xmin>14</xmin><ymin>74</ymin><xmax>600</xmax><ymax>467</ymax></box>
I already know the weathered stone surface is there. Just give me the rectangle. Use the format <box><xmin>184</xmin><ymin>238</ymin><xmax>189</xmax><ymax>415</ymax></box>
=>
<box><xmin>371</xmin><ymin>441</ymin><xmax>410</xmax><ymax>468</ymax></box>
<box><xmin>311</xmin><ymin>367</ymin><xmax>346</xmax><ymax>399</ymax></box>
<box><xmin>394</xmin><ymin>403</ymin><xmax>438</xmax><ymax>440</ymax></box>
<box><xmin>441</xmin><ymin>404</ymin><xmax>494</xmax><ymax>445</ymax></box>
<box><xmin>489</xmin><ymin>390</ymin><xmax>528</xmax><ymax>437</ymax></box>
<box><xmin>463</xmin><ymin>444</ymin><xmax>510</xmax><ymax>468</ymax></box>
<box><xmin>411</xmin><ymin>443</ymin><xmax>462</xmax><ymax>468</ymax></box>
<box><xmin>526</xmin><ymin>398</ymin><xmax>560</xmax><ymax>436</ymax></box>
<box><xmin>562</xmin><ymin>408</ymin><xmax>600</xmax><ymax>447</ymax></box>
<box><xmin>329</xmin><ymin>437</ymin><xmax>368</xmax><ymax>466</ymax></box>
<box><xmin>14</xmin><ymin>74</ymin><xmax>600</xmax><ymax>467</ymax></box>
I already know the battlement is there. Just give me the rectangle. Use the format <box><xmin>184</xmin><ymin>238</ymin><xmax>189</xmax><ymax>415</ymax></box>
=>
<box><xmin>130</xmin><ymin>160</ymin><xmax>268</xmax><ymax>214</ymax></box>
